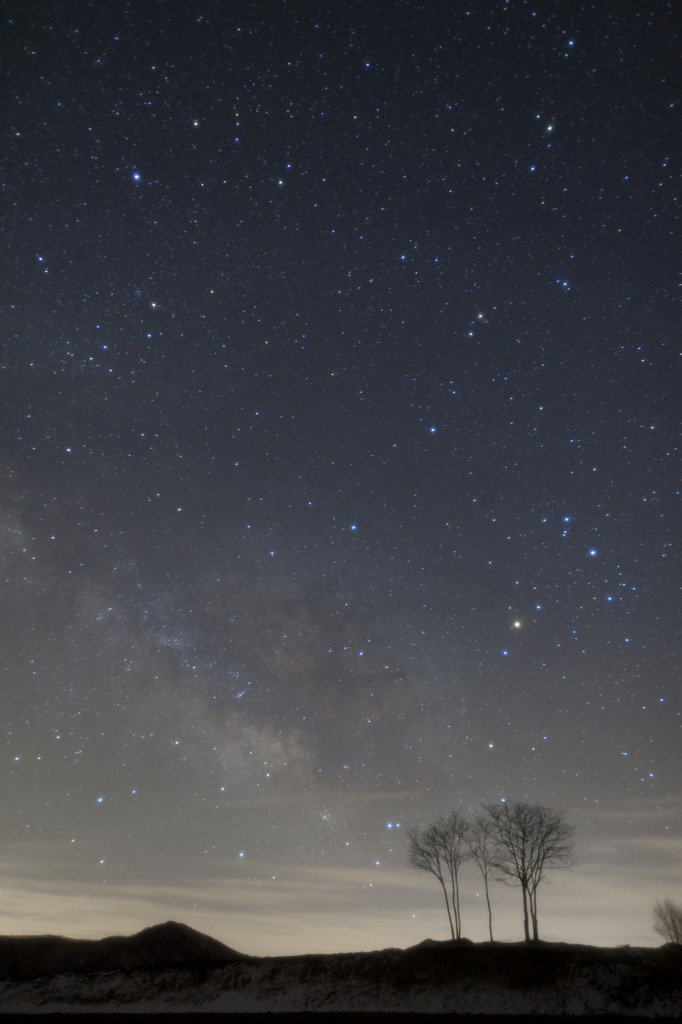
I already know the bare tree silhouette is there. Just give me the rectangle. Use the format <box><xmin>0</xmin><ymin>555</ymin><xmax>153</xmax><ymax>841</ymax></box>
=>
<box><xmin>406</xmin><ymin>821</ymin><xmax>456</xmax><ymax>940</ymax></box>
<box><xmin>406</xmin><ymin>812</ymin><xmax>471</xmax><ymax>939</ymax></box>
<box><xmin>653</xmin><ymin>898</ymin><xmax>682</xmax><ymax>944</ymax></box>
<box><xmin>466</xmin><ymin>815</ymin><xmax>497</xmax><ymax>941</ymax></box>
<box><xmin>482</xmin><ymin>801</ymin><xmax>575</xmax><ymax>941</ymax></box>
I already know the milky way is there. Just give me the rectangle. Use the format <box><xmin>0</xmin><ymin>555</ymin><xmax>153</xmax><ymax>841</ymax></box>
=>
<box><xmin>1</xmin><ymin>1</ymin><xmax>679</xmax><ymax>952</ymax></box>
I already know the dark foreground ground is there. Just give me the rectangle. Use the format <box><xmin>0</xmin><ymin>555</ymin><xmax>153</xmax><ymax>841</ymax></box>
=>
<box><xmin>0</xmin><ymin>1015</ymin><xmax>675</xmax><ymax>1022</ymax></box>
<box><xmin>1</xmin><ymin>923</ymin><xmax>681</xmax><ymax>1017</ymax></box>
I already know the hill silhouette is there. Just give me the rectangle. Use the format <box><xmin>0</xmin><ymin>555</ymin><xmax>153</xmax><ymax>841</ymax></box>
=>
<box><xmin>0</xmin><ymin>920</ymin><xmax>242</xmax><ymax>981</ymax></box>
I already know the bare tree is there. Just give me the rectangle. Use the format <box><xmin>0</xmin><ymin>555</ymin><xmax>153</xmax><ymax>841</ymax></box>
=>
<box><xmin>466</xmin><ymin>816</ymin><xmax>497</xmax><ymax>941</ymax></box>
<box><xmin>406</xmin><ymin>812</ymin><xmax>471</xmax><ymax>939</ymax></box>
<box><xmin>653</xmin><ymin>898</ymin><xmax>682</xmax><ymax>944</ymax></box>
<box><xmin>482</xmin><ymin>801</ymin><xmax>575</xmax><ymax>941</ymax></box>
<box><xmin>436</xmin><ymin>811</ymin><xmax>470</xmax><ymax>939</ymax></box>
<box><xmin>406</xmin><ymin>821</ymin><xmax>456</xmax><ymax>939</ymax></box>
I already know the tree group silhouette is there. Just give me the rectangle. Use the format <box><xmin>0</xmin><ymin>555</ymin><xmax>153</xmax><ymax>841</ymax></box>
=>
<box><xmin>407</xmin><ymin>800</ymin><xmax>576</xmax><ymax>942</ymax></box>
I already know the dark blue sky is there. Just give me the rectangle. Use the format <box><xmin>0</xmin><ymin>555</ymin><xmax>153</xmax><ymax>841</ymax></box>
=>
<box><xmin>1</xmin><ymin>0</ymin><xmax>679</xmax><ymax>951</ymax></box>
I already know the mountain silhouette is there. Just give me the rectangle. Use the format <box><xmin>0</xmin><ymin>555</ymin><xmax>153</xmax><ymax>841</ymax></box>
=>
<box><xmin>0</xmin><ymin>920</ymin><xmax>243</xmax><ymax>980</ymax></box>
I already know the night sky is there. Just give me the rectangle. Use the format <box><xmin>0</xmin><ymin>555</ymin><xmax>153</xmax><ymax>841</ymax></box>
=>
<box><xmin>2</xmin><ymin>1</ymin><xmax>680</xmax><ymax>953</ymax></box>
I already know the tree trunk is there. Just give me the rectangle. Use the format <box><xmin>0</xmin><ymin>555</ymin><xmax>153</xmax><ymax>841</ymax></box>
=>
<box><xmin>440</xmin><ymin>879</ymin><xmax>455</xmax><ymax>939</ymax></box>
<box><xmin>521</xmin><ymin>883</ymin><xmax>531</xmax><ymax>941</ymax></box>
<box><xmin>530</xmin><ymin>888</ymin><xmax>539</xmax><ymax>940</ymax></box>
<box><xmin>450</xmin><ymin>874</ymin><xmax>462</xmax><ymax>939</ymax></box>
<box><xmin>484</xmin><ymin>878</ymin><xmax>494</xmax><ymax>941</ymax></box>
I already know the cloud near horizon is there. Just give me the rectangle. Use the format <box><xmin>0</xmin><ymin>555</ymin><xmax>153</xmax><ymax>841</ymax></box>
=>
<box><xmin>1</xmin><ymin>815</ymin><xmax>678</xmax><ymax>954</ymax></box>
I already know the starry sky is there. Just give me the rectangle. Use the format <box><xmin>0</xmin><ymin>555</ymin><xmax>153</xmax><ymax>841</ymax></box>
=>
<box><xmin>1</xmin><ymin>0</ymin><xmax>680</xmax><ymax>954</ymax></box>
